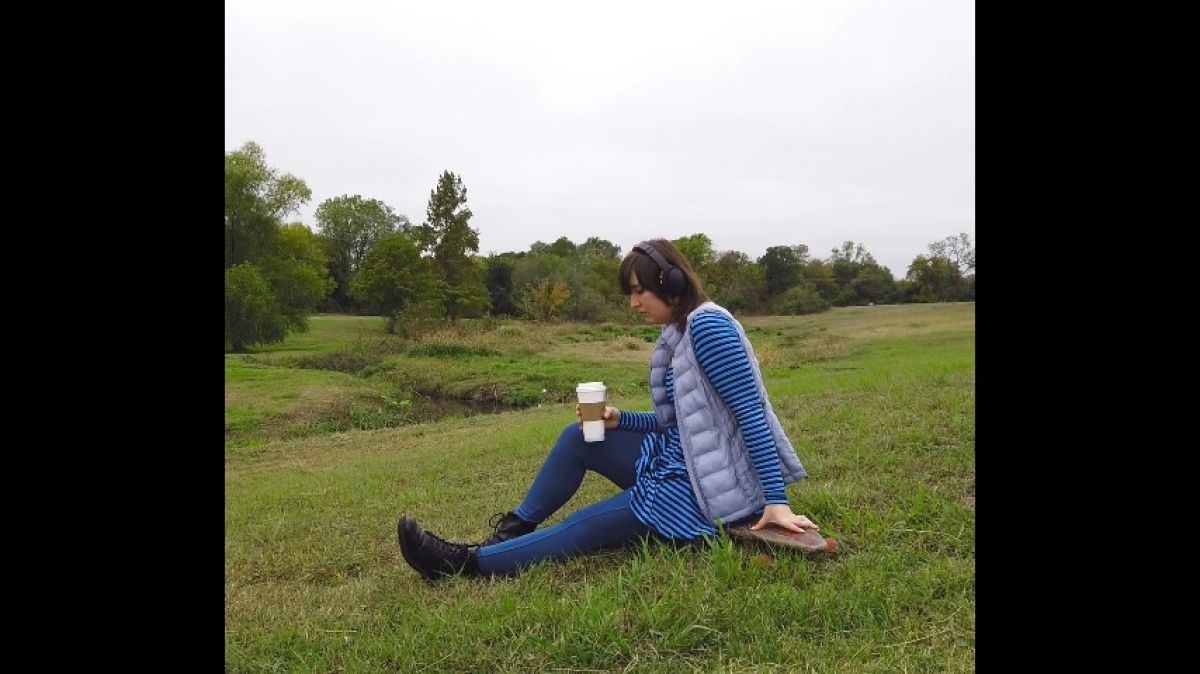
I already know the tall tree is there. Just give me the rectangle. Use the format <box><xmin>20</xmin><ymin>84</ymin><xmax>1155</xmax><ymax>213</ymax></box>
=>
<box><xmin>225</xmin><ymin>141</ymin><xmax>311</xmax><ymax>269</ymax></box>
<box><xmin>417</xmin><ymin>171</ymin><xmax>477</xmax><ymax>277</ymax></box>
<box><xmin>416</xmin><ymin>171</ymin><xmax>490</xmax><ymax>318</ymax></box>
<box><xmin>315</xmin><ymin>195</ymin><xmax>405</xmax><ymax>311</ymax></box>
<box><xmin>225</xmin><ymin>143</ymin><xmax>329</xmax><ymax>351</ymax></box>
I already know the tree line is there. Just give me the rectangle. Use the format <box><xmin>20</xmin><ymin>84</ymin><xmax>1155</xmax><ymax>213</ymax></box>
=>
<box><xmin>226</xmin><ymin>142</ymin><xmax>975</xmax><ymax>352</ymax></box>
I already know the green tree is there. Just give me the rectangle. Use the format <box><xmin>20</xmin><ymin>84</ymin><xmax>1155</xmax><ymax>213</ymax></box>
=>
<box><xmin>484</xmin><ymin>253</ymin><xmax>520</xmax><ymax>317</ymax></box>
<box><xmin>259</xmin><ymin>223</ymin><xmax>336</xmax><ymax>331</ymax></box>
<box><xmin>923</xmin><ymin>232</ymin><xmax>974</xmax><ymax>301</ymax></box>
<box><xmin>441</xmin><ymin>257</ymin><xmax>493</xmax><ymax>319</ymax></box>
<box><xmin>225</xmin><ymin>141</ymin><xmax>311</xmax><ymax>268</ymax></box>
<box><xmin>512</xmin><ymin>253</ymin><xmax>573</xmax><ymax>294</ymax></box>
<box><xmin>800</xmin><ymin>259</ymin><xmax>838</xmax><ymax>302</ymax></box>
<box><xmin>493</xmin><ymin>237</ymin><xmax>623</xmax><ymax>322</ymax></box>
<box><xmin>569</xmin><ymin>248</ymin><xmax>623</xmax><ymax>322</ymax></box>
<box><xmin>315</xmin><ymin>195</ymin><xmax>406</xmax><ymax>311</ymax></box>
<box><xmin>417</xmin><ymin>171</ymin><xmax>477</xmax><ymax>269</ymax></box>
<box><xmin>927</xmin><ymin>232</ymin><xmax>975</xmax><ymax>276</ymax></box>
<box><xmin>225</xmin><ymin>263</ymin><xmax>286</xmax><ymax>352</ymax></box>
<box><xmin>774</xmin><ymin>283</ymin><xmax>830</xmax><ymax>315</ymax></box>
<box><xmin>905</xmin><ymin>255</ymin><xmax>959</xmax><ymax>302</ymax></box>
<box><xmin>512</xmin><ymin>251</ymin><xmax>573</xmax><ymax>320</ymax></box>
<box><xmin>224</xmin><ymin>143</ymin><xmax>328</xmax><ymax>351</ymax></box>
<box><xmin>352</xmin><ymin>234</ymin><xmax>440</xmax><ymax>333</ymax></box>
<box><xmin>545</xmin><ymin>236</ymin><xmax>577</xmax><ymax>258</ymax></box>
<box><xmin>829</xmin><ymin>241</ymin><xmax>875</xmax><ymax>265</ymax></box>
<box><xmin>846</xmin><ymin>263</ymin><xmax>897</xmax><ymax>305</ymax></box>
<box><xmin>577</xmin><ymin>237</ymin><xmax>621</xmax><ymax>260</ymax></box>
<box><xmin>758</xmin><ymin>245</ymin><xmax>809</xmax><ymax>299</ymax></box>
<box><xmin>894</xmin><ymin>279</ymin><xmax>920</xmax><ymax>303</ymax></box>
<box><xmin>827</xmin><ymin>241</ymin><xmax>878</xmax><ymax>305</ymax></box>
<box><xmin>706</xmin><ymin>250</ymin><xmax>766</xmax><ymax>314</ymax></box>
<box><xmin>673</xmin><ymin>233</ymin><xmax>716</xmax><ymax>268</ymax></box>
<box><xmin>416</xmin><ymin>171</ymin><xmax>490</xmax><ymax>318</ymax></box>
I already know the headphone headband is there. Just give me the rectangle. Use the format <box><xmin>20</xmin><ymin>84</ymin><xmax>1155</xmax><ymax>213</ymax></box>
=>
<box><xmin>633</xmin><ymin>242</ymin><xmax>670</xmax><ymax>274</ymax></box>
<box><xmin>633</xmin><ymin>241</ymin><xmax>688</xmax><ymax>296</ymax></box>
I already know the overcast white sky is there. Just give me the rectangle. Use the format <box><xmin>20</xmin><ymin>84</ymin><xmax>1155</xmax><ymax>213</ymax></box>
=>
<box><xmin>226</xmin><ymin>0</ymin><xmax>974</xmax><ymax>277</ymax></box>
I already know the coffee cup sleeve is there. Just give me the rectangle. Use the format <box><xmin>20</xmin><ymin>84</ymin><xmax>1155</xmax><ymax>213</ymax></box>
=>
<box><xmin>578</xmin><ymin>401</ymin><xmax>606</xmax><ymax>421</ymax></box>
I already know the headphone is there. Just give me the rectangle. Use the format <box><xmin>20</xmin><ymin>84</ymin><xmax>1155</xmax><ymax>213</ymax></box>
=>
<box><xmin>633</xmin><ymin>241</ymin><xmax>688</xmax><ymax>297</ymax></box>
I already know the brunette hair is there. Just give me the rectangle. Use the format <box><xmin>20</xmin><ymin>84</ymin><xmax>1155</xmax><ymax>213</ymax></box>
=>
<box><xmin>619</xmin><ymin>238</ymin><xmax>709</xmax><ymax>330</ymax></box>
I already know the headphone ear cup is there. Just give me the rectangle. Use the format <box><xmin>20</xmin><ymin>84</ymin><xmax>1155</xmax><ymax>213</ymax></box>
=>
<box><xmin>665</xmin><ymin>267</ymin><xmax>687</xmax><ymax>296</ymax></box>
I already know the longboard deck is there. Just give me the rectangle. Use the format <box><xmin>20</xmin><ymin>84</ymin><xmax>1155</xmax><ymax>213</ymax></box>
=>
<box><xmin>728</xmin><ymin>523</ymin><xmax>838</xmax><ymax>554</ymax></box>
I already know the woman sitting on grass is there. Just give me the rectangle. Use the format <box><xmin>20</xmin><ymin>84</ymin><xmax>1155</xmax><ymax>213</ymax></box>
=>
<box><xmin>397</xmin><ymin>238</ymin><xmax>818</xmax><ymax>580</ymax></box>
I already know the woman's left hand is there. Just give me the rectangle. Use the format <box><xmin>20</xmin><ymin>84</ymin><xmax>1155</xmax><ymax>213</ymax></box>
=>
<box><xmin>750</xmin><ymin>504</ymin><xmax>819</xmax><ymax>533</ymax></box>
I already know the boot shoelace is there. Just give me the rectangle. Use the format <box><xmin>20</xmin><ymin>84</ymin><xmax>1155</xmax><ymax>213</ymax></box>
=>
<box><xmin>487</xmin><ymin>512</ymin><xmax>507</xmax><ymax>531</ymax></box>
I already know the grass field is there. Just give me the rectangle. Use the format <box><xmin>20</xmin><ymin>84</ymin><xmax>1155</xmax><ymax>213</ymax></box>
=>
<box><xmin>225</xmin><ymin>303</ymin><xmax>975</xmax><ymax>672</ymax></box>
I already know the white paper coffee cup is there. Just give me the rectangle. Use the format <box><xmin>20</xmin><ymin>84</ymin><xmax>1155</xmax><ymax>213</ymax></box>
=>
<box><xmin>576</xmin><ymin>381</ymin><xmax>607</xmax><ymax>442</ymax></box>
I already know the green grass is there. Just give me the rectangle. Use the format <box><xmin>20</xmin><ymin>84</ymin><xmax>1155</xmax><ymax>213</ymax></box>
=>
<box><xmin>251</xmin><ymin>314</ymin><xmax>401</xmax><ymax>355</ymax></box>
<box><xmin>225</xmin><ymin>316</ymin><xmax>658</xmax><ymax>450</ymax></box>
<box><xmin>225</xmin><ymin>304</ymin><xmax>975</xmax><ymax>672</ymax></box>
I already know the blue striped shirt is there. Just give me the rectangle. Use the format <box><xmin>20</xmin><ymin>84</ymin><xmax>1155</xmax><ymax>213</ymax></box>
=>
<box><xmin>621</xmin><ymin>311</ymin><xmax>788</xmax><ymax>540</ymax></box>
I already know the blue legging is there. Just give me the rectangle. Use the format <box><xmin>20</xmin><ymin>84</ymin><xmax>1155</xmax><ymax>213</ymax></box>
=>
<box><xmin>476</xmin><ymin>423</ymin><xmax>656</xmax><ymax>576</ymax></box>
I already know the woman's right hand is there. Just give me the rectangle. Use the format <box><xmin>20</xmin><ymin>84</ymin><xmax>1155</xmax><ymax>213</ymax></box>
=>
<box><xmin>576</xmin><ymin>404</ymin><xmax>620</xmax><ymax>429</ymax></box>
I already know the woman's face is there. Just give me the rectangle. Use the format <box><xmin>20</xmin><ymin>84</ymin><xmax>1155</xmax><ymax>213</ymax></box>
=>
<box><xmin>628</xmin><ymin>272</ymin><xmax>674</xmax><ymax>325</ymax></box>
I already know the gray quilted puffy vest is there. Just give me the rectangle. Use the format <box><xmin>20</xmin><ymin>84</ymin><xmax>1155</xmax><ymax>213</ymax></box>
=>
<box><xmin>650</xmin><ymin>302</ymin><xmax>807</xmax><ymax>524</ymax></box>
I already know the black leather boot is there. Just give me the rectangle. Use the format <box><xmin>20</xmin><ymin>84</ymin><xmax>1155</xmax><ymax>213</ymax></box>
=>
<box><xmin>397</xmin><ymin>516</ymin><xmax>481</xmax><ymax>581</ymax></box>
<box><xmin>482</xmin><ymin>511</ymin><xmax>538</xmax><ymax>546</ymax></box>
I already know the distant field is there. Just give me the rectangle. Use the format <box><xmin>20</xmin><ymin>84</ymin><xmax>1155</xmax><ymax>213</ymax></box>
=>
<box><xmin>225</xmin><ymin>315</ymin><xmax>663</xmax><ymax>451</ymax></box>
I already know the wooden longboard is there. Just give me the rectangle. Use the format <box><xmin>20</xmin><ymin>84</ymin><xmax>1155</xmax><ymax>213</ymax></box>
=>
<box><xmin>728</xmin><ymin>523</ymin><xmax>838</xmax><ymax>554</ymax></box>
